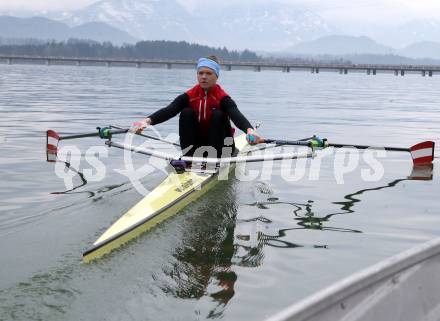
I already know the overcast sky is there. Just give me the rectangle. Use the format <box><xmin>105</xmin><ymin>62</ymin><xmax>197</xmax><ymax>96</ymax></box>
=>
<box><xmin>0</xmin><ymin>0</ymin><xmax>439</xmax><ymax>26</ymax></box>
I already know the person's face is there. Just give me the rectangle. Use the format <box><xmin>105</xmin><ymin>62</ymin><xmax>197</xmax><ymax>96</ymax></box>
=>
<box><xmin>197</xmin><ymin>67</ymin><xmax>218</xmax><ymax>90</ymax></box>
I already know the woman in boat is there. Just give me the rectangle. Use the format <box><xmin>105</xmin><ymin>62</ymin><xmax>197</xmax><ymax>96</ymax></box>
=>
<box><xmin>134</xmin><ymin>56</ymin><xmax>262</xmax><ymax>158</ymax></box>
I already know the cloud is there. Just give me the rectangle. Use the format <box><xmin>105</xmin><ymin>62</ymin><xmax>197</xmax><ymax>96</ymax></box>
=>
<box><xmin>0</xmin><ymin>0</ymin><xmax>95</xmax><ymax>12</ymax></box>
<box><xmin>1</xmin><ymin>0</ymin><xmax>439</xmax><ymax>24</ymax></box>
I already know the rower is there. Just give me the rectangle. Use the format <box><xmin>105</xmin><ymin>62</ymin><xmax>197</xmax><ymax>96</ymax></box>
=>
<box><xmin>133</xmin><ymin>56</ymin><xmax>263</xmax><ymax>164</ymax></box>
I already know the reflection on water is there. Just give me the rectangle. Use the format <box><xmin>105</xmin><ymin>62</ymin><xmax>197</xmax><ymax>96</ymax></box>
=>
<box><xmin>232</xmin><ymin>165</ymin><xmax>434</xmax><ymax>270</ymax></box>
<box><xmin>14</xmin><ymin>142</ymin><xmax>437</xmax><ymax>320</ymax></box>
<box><xmin>0</xmin><ymin>164</ymin><xmax>433</xmax><ymax>320</ymax></box>
<box><xmin>50</xmin><ymin>160</ymin><xmax>88</xmax><ymax>194</ymax></box>
<box><xmin>145</xmin><ymin>164</ymin><xmax>434</xmax><ymax>319</ymax></box>
<box><xmin>1</xmin><ymin>64</ymin><xmax>439</xmax><ymax>321</ymax></box>
<box><xmin>154</xmin><ymin>181</ymin><xmax>239</xmax><ymax>318</ymax></box>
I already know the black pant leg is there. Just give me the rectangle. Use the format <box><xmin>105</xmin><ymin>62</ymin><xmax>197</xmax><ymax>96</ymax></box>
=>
<box><xmin>179</xmin><ymin>108</ymin><xmax>200</xmax><ymax>156</ymax></box>
<box><xmin>209</xmin><ymin>110</ymin><xmax>235</xmax><ymax>158</ymax></box>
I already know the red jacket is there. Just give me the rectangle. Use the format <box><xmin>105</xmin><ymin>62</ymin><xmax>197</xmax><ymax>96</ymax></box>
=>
<box><xmin>186</xmin><ymin>84</ymin><xmax>229</xmax><ymax>135</ymax></box>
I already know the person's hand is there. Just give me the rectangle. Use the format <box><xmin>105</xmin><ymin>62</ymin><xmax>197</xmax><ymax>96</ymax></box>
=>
<box><xmin>131</xmin><ymin>118</ymin><xmax>152</xmax><ymax>134</ymax></box>
<box><xmin>246</xmin><ymin>128</ymin><xmax>263</xmax><ymax>145</ymax></box>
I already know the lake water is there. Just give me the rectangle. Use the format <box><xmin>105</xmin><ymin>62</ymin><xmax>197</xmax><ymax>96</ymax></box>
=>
<box><xmin>0</xmin><ymin>64</ymin><xmax>439</xmax><ymax>321</ymax></box>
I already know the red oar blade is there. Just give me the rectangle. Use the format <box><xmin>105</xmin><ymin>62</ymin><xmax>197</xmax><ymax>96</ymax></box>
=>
<box><xmin>410</xmin><ymin>141</ymin><xmax>435</xmax><ymax>165</ymax></box>
<box><xmin>46</xmin><ymin>130</ymin><xmax>60</xmax><ymax>162</ymax></box>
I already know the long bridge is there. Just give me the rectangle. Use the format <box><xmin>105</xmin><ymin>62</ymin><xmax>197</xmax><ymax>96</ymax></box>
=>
<box><xmin>1</xmin><ymin>55</ymin><xmax>439</xmax><ymax>77</ymax></box>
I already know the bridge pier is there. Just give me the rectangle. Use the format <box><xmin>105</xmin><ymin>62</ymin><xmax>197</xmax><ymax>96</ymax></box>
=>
<box><xmin>254</xmin><ymin>66</ymin><xmax>261</xmax><ymax>72</ymax></box>
<box><xmin>167</xmin><ymin>63</ymin><xmax>172</xmax><ymax>69</ymax></box>
<box><xmin>339</xmin><ymin>68</ymin><xmax>343</xmax><ymax>74</ymax></box>
<box><xmin>401</xmin><ymin>70</ymin><xmax>405</xmax><ymax>76</ymax></box>
<box><xmin>6</xmin><ymin>58</ymin><xmax>11</xmax><ymax>65</ymax></box>
<box><xmin>283</xmin><ymin>66</ymin><xmax>290</xmax><ymax>73</ymax></box>
<box><xmin>226</xmin><ymin>64</ymin><xmax>232</xmax><ymax>71</ymax></box>
<box><xmin>311</xmin><ymin>67</ymin><xmax>319</xmax><ymax>74</ymax></box>
<box><xmin>106</xmin><ymin>61</ymin><xmax>111</xmax><ymax>67</ymax></box>
<box><xmin>135</xmin><ymin>62</ymin><xmax>141</xmax><ymax>68</ymax></box>
<box><xmin>76</xmin><ymin>61</ymin><xmax>81</xmax><ymax>66</ymax></box>
<box><xmin>46</xmin><ymin>59</ymin><xmax>50</xmax><ymax>66</ymax></box>
<box><xmin>373</xmin><ymin>69</ymin><xmax>376</xmax><ymax>75</ymax></box>
<box><xmin>394</xmin><ymin>70</ymin><xmax>398</xmax><ymax>76</ymax></box>
<box><xmin>422</xmin><ymin>70</ymin><xmax>426</xmax><ymax>77</ymax></box>
<box><xmin>367</xmin><ymin>69</ymin><xmax>371</xmax><ymax>75</ymax></box>
<box><xmin>429</xmin><ymin>71</ymin><xmax>433</xmax><ymax>77</ymax></box>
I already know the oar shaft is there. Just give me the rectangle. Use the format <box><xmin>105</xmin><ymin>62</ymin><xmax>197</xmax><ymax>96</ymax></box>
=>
<box><xmin>264</xmin><ymin>138</ymin><xmax>410</xmax><ymax>152</ymax></box>
<box><xmin>263</xmin><ymin>139</ymin><xmax>311</xmax><ymax>147</ymax></box>
<box><xmin>328</xmin><ymin>143</ymin><xmax>409</xmax><ymax>152</ymax></box>
<box><xmin>107</xmin><ymin>141</ymin><xmax>314</xmax><ymax>164</ymax></box>
<box><xmin>59</xmin><ymin>128</ymin><xmax>128</xmax><ymax>141</ymax></box>
<box><xmin>111</xmin><ymin>125</ymin><xmax>180</xmax><ymax>146</ymax></box>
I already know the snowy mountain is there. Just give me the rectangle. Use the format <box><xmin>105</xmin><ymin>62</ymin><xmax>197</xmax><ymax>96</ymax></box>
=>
<box><xmin>191</xmin><ymin>3</ymin><xmax>337</xmax><ymax>51</ymax></box>
<box><xmin>56</xmin><ymin>0</ymin><xmax>338</xmax><ymax>51</ymax></box>
<box><xmin>0</xmin><ymin>16</ymin><xmax>138</xmax><ymax>45</ymax></box>
<box><xmin>60</xmin><ymin>0</ymin><xmax>198</xmax><ymax>43</ymax></box>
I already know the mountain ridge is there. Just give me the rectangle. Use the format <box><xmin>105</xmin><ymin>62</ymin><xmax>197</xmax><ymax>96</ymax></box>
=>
<box><xmin>283</xmin><ymin>35</ymin><xmax>440</xmax><ymax>60</ymax></box>
<box><xmin>56</xmin><ymin>0</ymin><xmax>338</xmax><ymax>51</ymax></box>
<box><xmin>2</xmin><ymin>2</ymin><xmax>440</xmax><ymax>52</ymax></box>
<box><xmin>0</xmin><ymin>15</ymin><xmax>138</xmax><ymax>45</ymax></box>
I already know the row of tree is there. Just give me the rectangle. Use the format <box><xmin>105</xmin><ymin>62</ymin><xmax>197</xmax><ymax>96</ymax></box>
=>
<box><xmin>0</xmin><ymin>38</ymin><xmax>260</xmax><ymax>61</ymax></box>
<box><xmin>3</xmin><ymin>38</ymin><xmax>436</xmax><ymax>65</ymax></box>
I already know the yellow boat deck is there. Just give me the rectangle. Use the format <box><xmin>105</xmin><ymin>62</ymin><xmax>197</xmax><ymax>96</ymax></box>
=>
<box><xmin>83</xmin><ymin>134</ymin><xmax>248</xmax><ymax>262</ymax></box>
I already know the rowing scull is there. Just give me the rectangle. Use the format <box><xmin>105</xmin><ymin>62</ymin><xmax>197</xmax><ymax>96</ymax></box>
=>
<box><xmin>82</xmin><ymin>134</ymin><xmax>247</xmax><ymax>262</ymax></box>
<box><xmin>82</xmin><ymin>133</ymin><xmax>314</xmax><ymax>262</ymax></box>
<box><xmin>46</xmin><ymin>126</ymin><xmax>435</xmax><ymax>262</ymax></box>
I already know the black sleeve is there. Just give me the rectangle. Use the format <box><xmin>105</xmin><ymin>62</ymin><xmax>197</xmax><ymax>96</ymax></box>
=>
<box><xmin>148</xmin><ymin>93</ymin><xmax>189</xmax><ymax>125</ymax></box>
<box><xmin>220</xmin><ymin>96</ymin><xmax>253</xmax><ymax>133</ymax></box>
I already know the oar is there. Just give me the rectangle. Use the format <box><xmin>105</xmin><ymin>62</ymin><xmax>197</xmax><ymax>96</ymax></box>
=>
<box><xmin>260</xmin><ymin>137</ymin><xmax>435</xmax><ymax>165</ymax></box>
<box><xmin>46</xmin><ymin>125</ymin><xmax>181</xmax><ymax>162</ymax></box>
<box><xmin>47</xmin><ymin>127</ymin><xmax>128</xmax><ymax>141</ymax></box>
<box><xmin>111</xmin><ymin>125</ymin><xmax>180</xmax><ymax>147</ymax></box>
<box><xmin>106</xmin><ymin>140</ymin><xmax>315</xmax><ymax>165</ymax></box>
<box><xmin>46</xmin><ymin>127</ymin><xmax>128</xmax><ymax>162</ymax></box>
<box><xmin>248</xmin><ymin>136</ymin><xmax>314</xmax><ymax>152</ymax></box>
<box><xmin>263</xmin><ymin>138</ymin><xmax>312</xmax><ymax>147</ymax></box>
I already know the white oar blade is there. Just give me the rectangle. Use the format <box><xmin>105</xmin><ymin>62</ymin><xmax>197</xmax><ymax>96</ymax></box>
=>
<box><xmin>410</xmin><ymin>141</ymin><xmax>435</xmax><ymax>165</ymax></box>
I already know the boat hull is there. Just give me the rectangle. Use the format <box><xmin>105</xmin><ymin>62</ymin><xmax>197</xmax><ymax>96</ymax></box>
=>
<box><xmin>83</xmin><ymin>134</ymin><xmax>248</xmax><ymax>263</ymax></box>
<box><xmin>266</xmin><ymin>236</ymin><xmax>440</xmax><ymax>321</ymax></box>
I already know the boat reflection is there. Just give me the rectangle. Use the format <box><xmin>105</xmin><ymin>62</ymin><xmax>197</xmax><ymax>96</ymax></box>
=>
<box><xmin>156</xmin><ymin>164</ymin><xmax>433</xmax><ymax>318</ymax></box>
<box><xmin>155</xmin><ymin>180</ymin><xmax>239</xmax><ymax>316</ymax></box>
